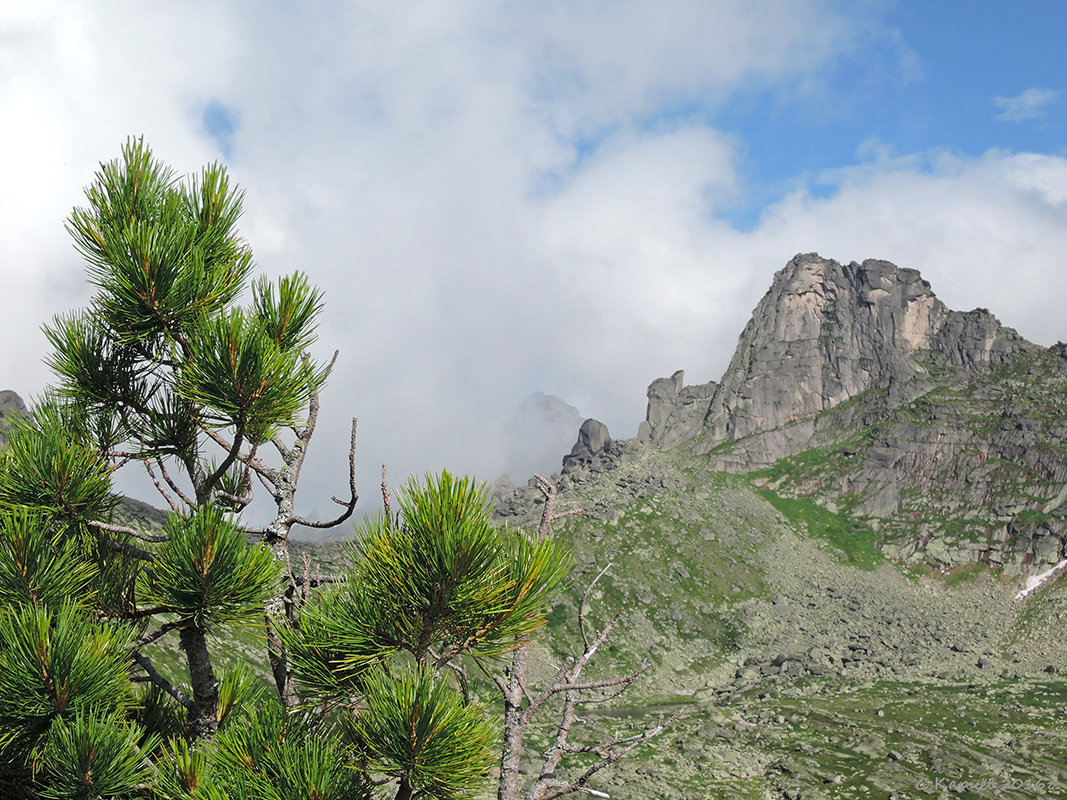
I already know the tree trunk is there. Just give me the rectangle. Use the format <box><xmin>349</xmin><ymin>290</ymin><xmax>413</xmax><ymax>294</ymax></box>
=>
<box><xmin>263</xmin><ymin>462</ymin><xmax>299</xmax><ymax>707</ymax></box>
<box><xmin>266</xmin><ymin>574</ymin><xmax>300</xmax><ymax>708</ymax></box>
<box><xmin>497</xmin><ymin>643</ymin><xmax>530</xmax><ymax>800</ymax></box>
<box><xmin>180</xmin><ymin>623</ymin><xmax>219</xmax><ymax>740</ymax></box>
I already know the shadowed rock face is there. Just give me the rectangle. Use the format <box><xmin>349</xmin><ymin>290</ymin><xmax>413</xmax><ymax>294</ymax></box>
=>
<box><xmin>500</xmin><ymin>392</ymin><xmax>584</xmax><ymax>484</ymax></box>
<box><xmin>644</xmin><ymin>254</ymin><xmax>1029</xmax><ymax>466</ymax></box>
<box><xmin>562</xmin><ymin>418</ymin><xmax>614</xmax><ymax>472</ymax></box>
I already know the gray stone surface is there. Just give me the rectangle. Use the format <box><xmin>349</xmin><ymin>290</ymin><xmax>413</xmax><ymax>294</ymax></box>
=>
<box><xmin>0</xmin><ymin>389</ymin><xmax>28</xmax><ymax>448</ymax></box>
<box><xmin>562</xmin><ymin>418</ymin><xmax>614</xmax><ymax>475</ymax></box>
<box><xmin>687</xmin><ymin>254</ymin><xmax>1028</xmax><ymax>463</ymax></box>
<box><xmin>641</xmin><ymin>370</ymin><xmax>717</xmax><ymax>447</ymax></box>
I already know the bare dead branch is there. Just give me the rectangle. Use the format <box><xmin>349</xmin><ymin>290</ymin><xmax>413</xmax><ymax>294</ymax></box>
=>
<box><xmin>301</xmin><ymin>551</ymin><xmax>312</xmax><ymax>607</ymax></box>
<box><xmin>290</xmin><ymin>416</ymin><xmax>358</xmax><ymax>529</ymax></box>
<box><xmin>271</xmin><ymin>433</ymin><xmax>291</xmax><ymax>460</ymax></box>
<box><xmin>216</xmin><ymin>489</ymin><xmax>253</xmax><ymax>508</ymax></box>
<box><xmin>290</xmin><ymin>506</ymin><xmax>356</xmax><ymax>529</ymax></box>
<box><xmin>552</xmin><ymin>509</ymin><xmax>583</xmax><ymax>523</ymax></box>
<box><xmin>578</xmin><ymin>563</ymin><xmax>614</xmax><ymax>652</ymax></box>
<box><xmin>253</xmin><ymin>466</ymin><xmax>281</xmax><ymax>501</ymax></box>
<box><xmin>476</xmin><ymin>657</ymin><xmax>509</xmax><ymax>694</ymax></box>
<box><xmin>202</xmin><ymin>426</ymin><xmax>245</xmax><ymax>500</ymax></box>
<box><xmin>87</xmin><ymin>519</ymin><xmax>169</xmax><ymax>543</ymax></box>
<box><xmin>154</xmin><ymin>458</ymin><xmax>197</xmax><ymax>509</ymax></box>
<box><xmin>524</xmin><ymin>657</ymin><xmax>577</xmax><ymax>720</ymax></box>
<box><xmin>201</xmin><ymin>425</ymin><xmax>278</xmax><ymax>488</ymax></box>
<box><xmin>103</xmin><ymin>538</ymin><xmax>156</xmax><ymax>562</ymax></box>
<box><xmin>537</xmin><ymin>709</ymin><xmax>682</xmax><ymax>800</ymax></box>
<box><xmin>443</xmin><ymin>659</ymin><xmax>473</xmax><ymax>705</ymax></box>
<box><xmin>542</xmin><ymin>662</ymin><xmax>650</xmax><ymax>701</ymax></box>
<box><xmin>534</xmin><ymin>473</ymin><xmax>582</xmax><ymax>541</ymax></box>
<box><xmin>382</xmin><ymin>463</ymin><xmax>392</xmax><ymax>522</ymax></box>
<box><xmin>535</xmin><ymin>474</ymin><xmax>557</xmax><ymax>542</ymax></box>
<box><xmin>113</xmin><ymin>605</ymin><xmax>171</xmax><ymax>621</ymax></box>
<box><xmin>129</xmin><ymin>620</ymin><xmax>183</xmax><ymax>648</ymax></box>
<box><xmin>495</xmin><ymin>474</ymin><xmax>668</xmax><ymax>800</ymax></box>
<box><xmin>143</xmin><ymin>459</ymin><xmax>179</xmax><ymax>512</ymax></box>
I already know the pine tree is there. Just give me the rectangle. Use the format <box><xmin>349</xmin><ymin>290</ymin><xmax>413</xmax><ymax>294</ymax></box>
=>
<box><xmin>0</xmin><ymin>140</ymin><xmax>581</xmax><ymax>799</ymax></box>
<box><xmin>0</xmin><ymin>139</ymin><xmax>679</xmax><ymax>800</ymax></box>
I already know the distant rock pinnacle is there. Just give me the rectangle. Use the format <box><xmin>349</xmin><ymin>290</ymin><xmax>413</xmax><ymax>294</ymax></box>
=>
<box><xmin>0</xmin><ymin>390</ymin><xmax>28</xmax><ymax>448</ymax></box>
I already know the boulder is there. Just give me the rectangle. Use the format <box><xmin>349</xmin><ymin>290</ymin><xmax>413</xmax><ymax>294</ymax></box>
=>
<box><xmin>562</xmin><ymin>418</ymin><xmax>613</xmax><ymax>475</ymax></box>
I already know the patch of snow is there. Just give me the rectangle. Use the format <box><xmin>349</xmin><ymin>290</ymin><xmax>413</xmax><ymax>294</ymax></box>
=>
<box><xmin>1015</xmin><ymin>559</ymin><xmax>1067</xmax><ymax>600</ymax></box>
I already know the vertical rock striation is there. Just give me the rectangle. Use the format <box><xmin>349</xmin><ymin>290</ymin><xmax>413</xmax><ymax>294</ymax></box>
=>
<box><xmin>643</xmin><ymin>254</ymin><xmax>1030</xmax><ymax>466</ymax></box>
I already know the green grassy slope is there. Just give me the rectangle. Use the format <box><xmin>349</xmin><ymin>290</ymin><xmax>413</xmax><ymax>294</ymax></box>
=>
<box><xmin>495</xmin><ymin>446</ymin><xmax>1067</xmax><ymax>799</ymax></box>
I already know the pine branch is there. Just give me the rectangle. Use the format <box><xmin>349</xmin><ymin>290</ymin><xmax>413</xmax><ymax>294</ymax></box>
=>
<box><xmin>130</xmin><ymin>651</ymin><xmax>192</xmax><ymax>710</ymax></box>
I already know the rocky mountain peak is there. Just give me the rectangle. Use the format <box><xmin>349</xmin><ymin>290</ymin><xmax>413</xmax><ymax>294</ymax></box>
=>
<box><xmin>643</xmin><ymin>254</ymin><xmax>1030</xmax><ymax>466</ymax></box>
<box><xmin>494</xmin><ymin>392</ymin><xmax>584</xmax><ymax>488</ymax></box>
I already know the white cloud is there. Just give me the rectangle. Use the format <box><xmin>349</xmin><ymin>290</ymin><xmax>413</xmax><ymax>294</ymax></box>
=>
<box><xmin>993</xmin><ymin>88</ymin><xmax>1059</xmax><ymax>122</ymax></box>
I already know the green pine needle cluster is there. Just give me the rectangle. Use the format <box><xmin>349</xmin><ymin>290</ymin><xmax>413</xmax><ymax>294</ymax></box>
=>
<box><xmin>283</xmin><ymin>471</ymin><xmax>571</xmax><ymax>798</ymax></box>
<box><xmin>351</xmin><ymin>667</ymin><xmax>495</xmax><ymax>799</ymax></box>
<box><xmin>142</xmin><ymin>505</ymin><xmax>282</xmax><ymax>629</ymax></box>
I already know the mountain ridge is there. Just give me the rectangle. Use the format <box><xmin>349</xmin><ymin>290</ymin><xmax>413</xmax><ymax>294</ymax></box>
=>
<box><xmin>490</xmin><ymin>255</ymin><xmax>1067</xmax><ymax>796</ymax></box>
<box><xmin>548</xmin><ymin>253</ymin><xmax>1067</xmax><ymax>576</ymax></box>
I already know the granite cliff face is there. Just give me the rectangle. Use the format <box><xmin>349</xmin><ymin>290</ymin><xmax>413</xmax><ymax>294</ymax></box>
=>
<box><xmin>641</xmin><ymin>254</ymin><xmax>1031</xmax><ymax>464</ymax></box>
<box><xmin>569</xmin><ymin>254</ymin><xmax>1067</xmax><ymax>574</ymax></box>
<box><xmin>497</xmin><ymin>277</ymin><xmax>1067</xmax><ymax>799</ymax></box>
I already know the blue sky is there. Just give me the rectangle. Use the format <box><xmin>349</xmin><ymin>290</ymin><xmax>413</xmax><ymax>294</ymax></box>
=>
<box><xmin>1</xmin><ymin>1</ymin><xmax>1066</xmax><ymax>519</ymax></box>
<box><xmin>714</xmin><ymin>1</ymin><xmax>1067</xmax><ymax>226</ymax></box>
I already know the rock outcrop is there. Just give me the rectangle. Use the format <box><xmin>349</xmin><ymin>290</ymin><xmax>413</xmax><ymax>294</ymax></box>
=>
<box><xmin>569</xmin><ymin>254</ymin><xmax>1067</xmax><ymax>574</ymax></box>
<box><xmin>0</xmin><ymin>390</ymin><xmax>28</xmax><ymax>448</ymax></box>
<box><xmin>562</xmin><ymin>418</ymin><xmax>614</xmax><ymax>473</ymax></box>
<box><xmin>638</xmin><ymin>370</ymin><xmax>716</xmax><ymax>448</ymax></box>
<box><xmin>643</xmin><ymin>254</ymin><xmax>1030</xmax><ymax>464</ymax></box>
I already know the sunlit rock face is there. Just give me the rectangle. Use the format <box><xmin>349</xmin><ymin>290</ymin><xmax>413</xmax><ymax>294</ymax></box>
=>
<box><xmin>641</xmin><ymin>253</ymin><xmax>1027</xmax><ymax>466</ymax></box>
